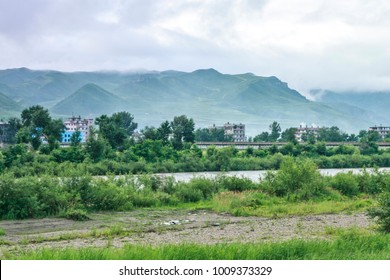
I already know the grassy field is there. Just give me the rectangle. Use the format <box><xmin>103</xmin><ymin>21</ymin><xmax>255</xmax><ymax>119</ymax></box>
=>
<box><xmin>7</xmin><ymin>232</ymin><xmax>390</xmax><ymax>260</ymax></box>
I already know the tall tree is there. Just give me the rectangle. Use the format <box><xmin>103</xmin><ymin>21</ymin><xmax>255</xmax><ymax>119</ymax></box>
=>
<box><xmin>157</xmin><ymin>120</ymin><xmax>172</xmax><ymax>144</ymax></box>
<box><xmin>96</xmin><ymin>112</ymin><xmax>137</xmax><ymax>150</ymax></box>
<box><xmin>253</xmin><ymin>132</ymin><xmax>270</xmax><ymax>142</ymax></box>
<box><xmin>280</xmin><ymin>127</ymin><xmax>298</xmax><ymax>144</ymax></box>
<box><xmin>19</xmin><ymin>105</ymin><xmax>64</xmax><ymax>150</ymax></box>
<box><xmin>111</xmin><ymin>111</ymin><xmax>138</xmax><ymax>136</ymax></box>
<box><xmin>269</xmin><ymin>121</ymin><xmax>281</xmax><ymax>142</ymax></box>
<box><xmin>195</xmin><ymin>127</ymin><xmax>232</xmax><ymax>142</ymax></box>
<box><xmin>317</xmin><ymin>126</ymin><xmax>348</xmax><ymax>142</ymax></box>
<box><xmin>142</xmin><ymin>126</ymin><xmax>159</xmax><ymax>141</ymax></box>
<box><xmin>171</xmin><ymin>115</ymin><xmax>195</xmax><ymax>149</ymax></box>
<box><xmin>70</xmin><ymin>130</ymin><xmax>82</xmax><ymax>147</ymax></box>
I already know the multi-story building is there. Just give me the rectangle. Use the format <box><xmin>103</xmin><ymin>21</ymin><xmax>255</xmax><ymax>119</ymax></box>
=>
<box><xmin>207</xmin><ymin>122</ymin><xmax>247</xmax><ymax>142</ymax></box>
<box><xmin>223</xmin><ymin>122</ymin><xmax>246</xmax><ymax>142</ymax></box>
<box><xmin>369</xmin><ymin>125</ymin><xmax>390</xmax><ymax>139</ymax></box>
<box><xmin>295</xmin><ymin>123</ymin><xmax>320</xmax><ymax>142</ymax></box>
<box><xmin>61</xmin><ymin>116</ymin><xmax>94</xmax><ymax>143</ymax></box>
<box><xmin>0</xmin><ymin>121</ymin><xmax>11</xmax><ymax>146</ymax></box>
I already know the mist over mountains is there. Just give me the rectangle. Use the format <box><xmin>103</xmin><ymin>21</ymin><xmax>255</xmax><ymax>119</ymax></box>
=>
<box><xmin>0</xmin><ymin>67</ymin><xmax>388</xmax><ymax>136</ymax></box>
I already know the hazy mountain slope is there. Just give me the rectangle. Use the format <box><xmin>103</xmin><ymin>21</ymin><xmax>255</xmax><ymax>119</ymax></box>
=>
<box><xmin>50</xmin><ymin>84</ymin><xmax>128</xmax><ymax>117</ymax></box>
<box><xmin>313</xmin><ymin>90</ymin><xmax>390</xmax><ymax>124</ymax></box>
<box><xmin>1</xmin><ymin>68</ymin><xmax>387</xmax><ymax>135</ymax></box>
<box><xmin>0</xmin><ymin>91</ymin><xmax>23</xmax><ymax>117</ymax></box>
<box><xmin>0</xmin><ymin>68</ymin><xmax>145</xmax><ymax>106</ymax></box>
<box><xmin>0</xmin><ymin>83</ymin><xmax>15</xmax><ymax>97</ymax></box>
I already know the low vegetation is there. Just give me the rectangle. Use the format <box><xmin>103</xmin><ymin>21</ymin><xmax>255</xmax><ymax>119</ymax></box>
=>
<box><xmin>8</xmin><ymin>232</ymin><xmax>390</xmax><ymax>260</ymax></box>
<box><xmin>0</xmin><ymin>157</ymin><xmax>389</xmax><ymax>222</ymax></box>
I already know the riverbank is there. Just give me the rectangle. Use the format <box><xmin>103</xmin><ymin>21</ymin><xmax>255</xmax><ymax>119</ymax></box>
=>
<box><xmin>0</xmin><ymin>209</ymin><xmax>378</xmax><ymax>259</ymax></box>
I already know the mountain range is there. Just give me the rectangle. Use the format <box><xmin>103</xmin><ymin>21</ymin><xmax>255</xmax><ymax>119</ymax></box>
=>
<box><xmin>0</xmin><ymin>67</ymin><xmax>389</xmax><ymax>136</ymax></box>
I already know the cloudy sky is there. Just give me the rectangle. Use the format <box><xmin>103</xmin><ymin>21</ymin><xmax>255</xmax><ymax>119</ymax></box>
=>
<box><xmin>1</xmin><ymin>0</ymin><xmax>390</xmax><ymax>95</ymax></box>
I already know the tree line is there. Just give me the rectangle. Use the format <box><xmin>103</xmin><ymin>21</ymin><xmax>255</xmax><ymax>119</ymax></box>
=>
<box><xmin>1</xmin><ymin>105</ymin><xmax>390</xmax><ymax>176</ymax></box>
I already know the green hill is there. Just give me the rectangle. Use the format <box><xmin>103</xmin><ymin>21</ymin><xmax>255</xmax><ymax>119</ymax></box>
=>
<box><xmin>1</xmin><ymin>67</ymin><xmax>388</xmax><ymax>135</ymax></box>
<box><xmin>0</xmin><ymin>91</ymin><xmax>22</xmax><ymax>117</ymax></box>
<box><xmin>0</xmin><ymin>91</ymin><xmax>20</xmax><ymax>109</ymax></box>
<box><xmin>50</xmin><ymin>84</ymin><xmax>128</xmax><ymax>117</ymax></box>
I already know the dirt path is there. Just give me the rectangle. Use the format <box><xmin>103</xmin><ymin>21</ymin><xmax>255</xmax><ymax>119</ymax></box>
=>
<box><xmin>0</xmin><ymin>210</ymin><xmax>372</xmax><ymax>256</ymax></box>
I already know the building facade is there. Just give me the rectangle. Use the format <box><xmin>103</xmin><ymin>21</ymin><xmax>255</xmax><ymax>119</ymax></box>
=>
<box><xmin>295</xmin><ymin>123</ymin><xmax>320</xmax><ymax>142</ymax></box>
<box><xmin>223</xmin><ymin>122</ymin><xmax>247</xmax><ymax>142</ymax></box>
<box><xmin>0</xmin><ymin>121</ymin><xmax>11</xmax><ymax>146</ymax></box>
<box><xmin>61</xmin><ymin>116</ymin><xmax>94</xmax><ymax>143</ymax></box>
<box><xmin>369</xmin><ymin>125</ymin><xmax>390</xmax><ymax>139</ymax></box>
<box><xmin>208</xmin><ymin>122</ymin><xmax>247</xmax><ymax>142</ymax></box>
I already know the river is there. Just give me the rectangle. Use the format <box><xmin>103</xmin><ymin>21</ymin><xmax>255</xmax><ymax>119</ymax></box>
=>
<box><xmin>154</xmin><ymin>167</ymin><xmax>390</xmax><ymax>182</ymax></box>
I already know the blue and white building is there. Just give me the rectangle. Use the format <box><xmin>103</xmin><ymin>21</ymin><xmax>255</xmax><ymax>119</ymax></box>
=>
<box><xmin>61</xmin><ymin>116</ymin><xmax>94</xmax><ymax>144</ymax></box>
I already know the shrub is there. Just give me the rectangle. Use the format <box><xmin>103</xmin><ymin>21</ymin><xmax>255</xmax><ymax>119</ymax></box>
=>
<box><xmin>64</xmin><ymin>209</ymin><xmax>90</xmax><ymax>221</ymax></box>
<box><xmin>88</xmin><ymin>181</ymin><xmax>127</xmax><ymax>211</ymax></box>
<box><xmin>357</xmin><ymin>169</ymin><xmax>390</xmax><ymax>194</ymax></box>
<box><xmin>331</xmin><ymin>172</ymin><xmax>359</xmax><ymax>197</ymax></box>
<box><xmin>264</xmin><ymin>157</ymin><xmax>325</xmax><ymax>199</ymax></box>
<box><xmin>188</xmin><ymin>177</ymin><xmax>221</xmax><ymax>199</ymax></box>
<box><xmin>0</xmin><ymin>176</ymin><xmax>40</xmax><ymax>219</ymax></box>
<box><xmin>218</xmin><ymin>176</ymin><xmax>255</xmax><ymax>192</ymax></box>
<box><xmin>175</xmin><ymin>183</ymin><xmax>204</xmax><ymax>203</ymax></box>
<box><xmin>368</xmin><ymin>191</ymin><xmax>390</xmax><ymax>233</ymax></box>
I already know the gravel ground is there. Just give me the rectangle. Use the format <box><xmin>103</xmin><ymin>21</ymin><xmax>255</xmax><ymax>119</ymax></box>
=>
<box><xmin>0</xmin><ymin>210</ymin><xmax>373</xmax><ymax>256</ymax></box>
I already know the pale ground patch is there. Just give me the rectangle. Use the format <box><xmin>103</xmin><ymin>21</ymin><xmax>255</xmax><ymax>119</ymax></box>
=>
<box><xmin>0</xmin><ymin>210</ymin><xmax>372</xmax><ymax>257</ymax></box>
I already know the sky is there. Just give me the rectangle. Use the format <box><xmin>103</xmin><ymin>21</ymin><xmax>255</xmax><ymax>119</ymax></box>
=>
<box><xmin>1</xmin><ymin>0</ymin><xmax>390</xmax><ymax>96</ymax></box>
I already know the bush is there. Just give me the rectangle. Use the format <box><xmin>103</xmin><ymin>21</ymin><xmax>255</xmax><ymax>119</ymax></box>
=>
<box><xmin>186</xmin><ymin>177</ymin><xmax>220</xmax><ymax>199</ymax></box>
<box><xmin>331</xmin><ymin>172</ymin><xmax>359</xmax><ymax>197</ymax></box>
<box><xmin>0</xmin><ymin>176</ymin><xmax>40</xmax><ymax>219</ymax></box>
<box><xmin>64</xmin><ymin>209</ymin><xmax>90</xmax><ymax>221</ymax></box>
<box><xmin>357</xmin><ymin>169</ymin><xmax>390</xmax><ymax>194</ymax></box>
<box><xmin>368</xmin><ymin>191</ymin><xmax>390</xmax><ymax>233</ymax></box>
<box><xmin>264</xmin><ymin>157</ymin><xmax>325</xmax><ymax>199</ymax></box>
<box><xmin>218</xmin><ymin>176</ymin><xmax>255</xmax><ymax>192</ymax></box>
<box><xmin>175</xmin><ymin>183</ymin><xmax>204</xmax><ymax>203</ymax></box>
<box><xmin>88</xmin><ymin>180</ymin><xmax>128</xmax><ymax>211</ymax></box>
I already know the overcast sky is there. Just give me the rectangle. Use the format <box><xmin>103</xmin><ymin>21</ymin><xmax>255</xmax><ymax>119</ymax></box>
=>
<box><xmin>1</xmin><ymin>0</ymin><xmax>390</xmax><ymax>96</ymax></box>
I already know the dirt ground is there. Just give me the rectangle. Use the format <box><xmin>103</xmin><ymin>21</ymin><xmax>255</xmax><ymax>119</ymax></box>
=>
<box><xmin>0</xmin><ymin>210</ymin><xmax>372</xmax><ymax>256</ymax></box>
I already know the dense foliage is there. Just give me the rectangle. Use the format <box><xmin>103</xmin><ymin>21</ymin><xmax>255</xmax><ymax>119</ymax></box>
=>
<box><xmin>1</xmin><ymin>157</ymin><xmax>389</xmax><ymax>220</ymax></box>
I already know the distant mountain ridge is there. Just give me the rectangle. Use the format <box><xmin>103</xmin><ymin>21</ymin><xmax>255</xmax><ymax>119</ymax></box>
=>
<box><xmin>0</xmin><ymin>67</ymin><xmax>389</xmax><ymax>135</ymax></box>
<box><xmin>51</xmin><ymin>83</ymin><xmax>128</xmax><ymax>116</ymax></box>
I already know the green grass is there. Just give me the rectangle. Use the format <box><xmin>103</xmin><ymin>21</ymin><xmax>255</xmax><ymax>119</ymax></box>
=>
<box><xmin>211</xmin><ymin>191</ymin><xmax>375</xmax><ymax>217</ymax></box>
<box><xmin>7</xmin><ymin>233</ymin><xmax>390</xmax><ymax>260</ymax></box>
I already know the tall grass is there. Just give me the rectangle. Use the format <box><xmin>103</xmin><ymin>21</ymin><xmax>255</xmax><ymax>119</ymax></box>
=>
<box><xmin>10</xmin><ymin>233</ymin><xmax>390</xmax><ymax>260</ymax></box>
<box><xmin>211</xmin><ymin>191</ymin><xmax>375</xmax><ymax>217</ymax></box>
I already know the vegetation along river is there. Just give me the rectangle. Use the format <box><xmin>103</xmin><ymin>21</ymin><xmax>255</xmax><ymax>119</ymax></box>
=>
<box><xmin>153</xmin><ymin>167</ymin><xmax>390</xmax><ymax>182</ymax></box>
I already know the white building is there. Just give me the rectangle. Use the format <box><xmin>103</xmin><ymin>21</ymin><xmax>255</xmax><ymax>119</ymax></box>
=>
<box><xmin>208</xmin><ymin>122</ymin><xmax>247</xmax><ymax>142</ymax></box>
<box><xmin>295</xmin><ymin>123</ymin><xmax>320</xmax><ymax>142</ymax></box>
<box><xmin>369</xmin><ymin>125</ymin><xmax>390</xmax><ymax>139</ymax></box>
<box><xmin>223</xmin><ymin>122</ymin><xmax>247</xmax><ymax>142</ymax></box>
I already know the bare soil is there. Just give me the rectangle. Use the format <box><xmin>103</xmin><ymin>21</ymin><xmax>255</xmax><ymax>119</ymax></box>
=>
<box><xmin>0</xmin><ymin>210</ymin><xmax>372</xmax><ymax>256</ymax></box>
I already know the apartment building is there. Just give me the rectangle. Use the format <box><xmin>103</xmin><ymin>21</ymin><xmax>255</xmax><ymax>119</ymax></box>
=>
<box><xmin>62</xmin><ymin>116</ymin><xmax>94</xmax><ymax>143</ymax></box>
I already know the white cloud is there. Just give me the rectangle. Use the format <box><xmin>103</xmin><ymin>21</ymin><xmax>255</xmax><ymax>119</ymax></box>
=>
<box><xmin>0</xmin><ymin>0</ymin><xmax>390</xmax><ymax>93</ymax></box>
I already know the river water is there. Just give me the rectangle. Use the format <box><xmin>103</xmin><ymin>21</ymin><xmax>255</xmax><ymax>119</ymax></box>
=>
<box><xmin>154</xmin><ymin>167</ymin><xmax>390</xmax><ymax>183</ymax></box>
